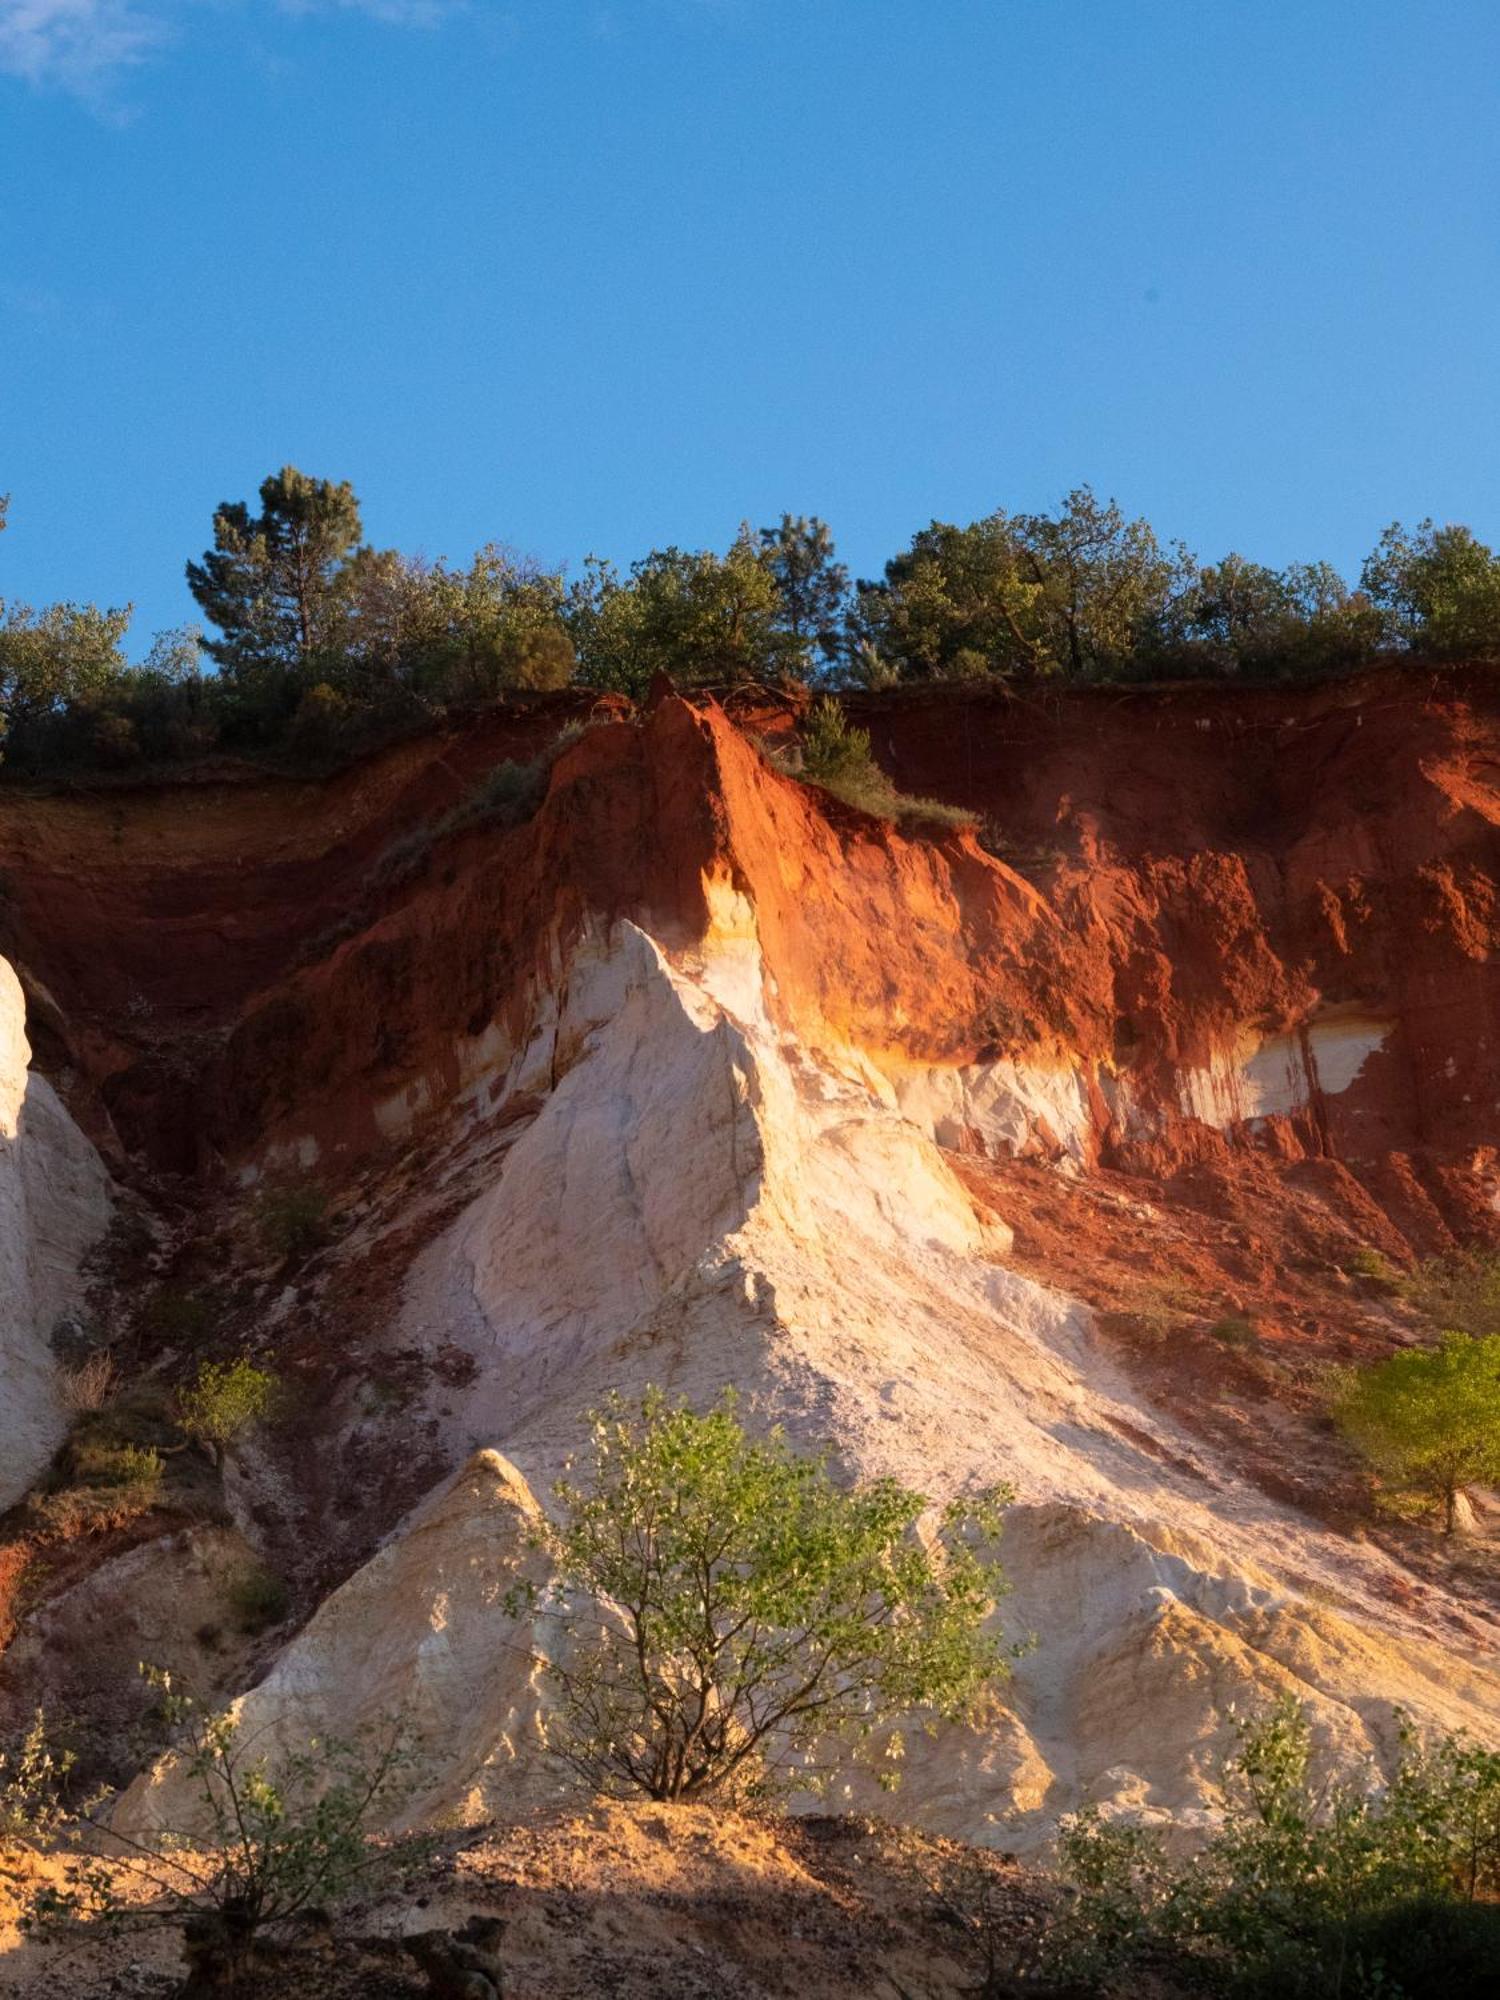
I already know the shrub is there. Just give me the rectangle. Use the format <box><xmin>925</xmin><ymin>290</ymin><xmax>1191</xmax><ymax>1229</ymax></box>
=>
<box><xmin>0</xmin><ymin>1711</ymin><xmax>74</xmax><ymax>1848</ymax></box>
<box><xmin>1207</xmin><ymin>1316</ymin><xmax>1257</xmax><ymax>1349</ymax></box>
<box><xmin>57</xmin><ymin>1350</ymin><xmax>117</xmax><ymax>1414</ymax></box>
<box><xmin>176</xmin><ymin>1358</ymin><xmax>280</xmax><ymax>1467</ymax></box>
<box><xmin>1332</xmin><ymin>1332</ymin><xmax>1500</xmax><ymax>1532</ymax></box>
<box><xmin>783</xmin><ymin>699</ymin><xmax>978</xmax><ymax>832</ymax></box>
<box><xmin>225</xmin><ymin>1564</ymin><xmax>290</xmax><ymax>1635</ymax></box>
<box><xmin>1348</xmin><ymin>1246</ymin><xmax>1401</xmax><ymax>1292</ymax></box>
<box><xmin>253</xmin><ymin>1180</ymin><xmax>328</xmax><ymax>1261</ymax></box>
<box><xmin>1041</xmin><ymin>1698</ymin><xmax>1500</xmax><ymax>1995</ymax></box>
<box><xmin>27</xmin><ymin>1670</ymin><xmax>411</xmax><ymax>1989</ymax></box>
<box><xmin>519</xmin><ymin>1389</ymin><xmax>1012</xmax><ymax>1803</ymax></box>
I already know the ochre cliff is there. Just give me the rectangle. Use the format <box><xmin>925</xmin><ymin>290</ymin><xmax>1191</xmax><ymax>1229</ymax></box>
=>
<box><xmin>1</xmin><ymin>669</ymin><xmax>1497</xmax><ymax>1853</ymax></box>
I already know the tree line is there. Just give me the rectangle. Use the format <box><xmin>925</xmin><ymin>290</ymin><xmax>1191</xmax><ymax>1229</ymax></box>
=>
<box><xmin>3</xmin><ymin>472</ymin><xmax>1500</xmax><ymax>771</ymax></box>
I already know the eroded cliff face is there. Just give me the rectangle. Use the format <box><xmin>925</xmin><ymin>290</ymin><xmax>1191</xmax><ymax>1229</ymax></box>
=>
<box><xmin>2</xmin><ymin>672</ymin><xmax>1499</xmax><ymax>1845</ymax></box>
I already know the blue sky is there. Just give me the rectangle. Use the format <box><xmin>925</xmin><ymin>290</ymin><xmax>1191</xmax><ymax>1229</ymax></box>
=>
<box><xmin>2</xmin><ymin>0</ymin><xmax>1499</xmax><ymax>652</ymax></box>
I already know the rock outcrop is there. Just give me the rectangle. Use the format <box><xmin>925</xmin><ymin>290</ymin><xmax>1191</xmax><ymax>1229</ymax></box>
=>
<box><xmin>0</xmin><ymin>957</ymin><xmax>111</xmax><ymax>1507</ymax></box>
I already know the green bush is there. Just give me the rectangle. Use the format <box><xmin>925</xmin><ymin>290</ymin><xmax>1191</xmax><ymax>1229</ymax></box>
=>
<box><xmin>176</xmin><ymin>1358</ymin><xmax>280</xmax><ymax>1466</ymax></box>
<box><xmin>1348</xmin><ymin>1246</ymin><xmax>1401</xmax><ymax>1291</ymax></box>
<box><xmin>0</xmin><ymin>1711</ymin><xmax>74</xmax><ymax>1848</ymax></box>
<box><xmin>517</xmin><ymin>1389</ymin><xmax>1012</xmax><ymax>1803</ymax></box>
<box><xmin>25</xmin><ymin>1670</ymin><xmax>412</xmax><ymax>1988</ymax></box>
<box><xmin>1042</xmin><ymin>1698</ymin><xmax>1500</xmax><ymax>1995</ymax></box>
<box><xmin>783</xmin><ymin>698</ymin><xmax>977</xmax><ymax>831</ymax></box>
<box><xmin>225</xmin><ymin>1564</ymin><xmax>290</xmax><ymax>1634</ymax></box>
<box><xmin>1207</xmin><ymin>1316</ymin><xmax>1257</xmax><ymax>1349</ymax></box>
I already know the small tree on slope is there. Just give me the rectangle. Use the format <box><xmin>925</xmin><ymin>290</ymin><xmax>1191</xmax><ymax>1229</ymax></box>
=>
<box><xmin>517</xmin><ymin>1389</ymin><xmax>1013</xmax><ymax>1803</ymax></box>
<box><xmin>1333</xmin><ymin>1332</ymin><xmax>1500</xmax><ymax>1533</ymax></box>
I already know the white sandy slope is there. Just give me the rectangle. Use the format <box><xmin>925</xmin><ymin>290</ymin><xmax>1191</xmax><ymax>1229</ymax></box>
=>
<box><xmin>0</xmin><ymin>958</ymin><xmax>111</xmax><ymax>1508</ymax></box>
<box><xmin>124</xmin><ymin>894</ymin><xmax>1500</xmax><ymax>1851</ymax></box>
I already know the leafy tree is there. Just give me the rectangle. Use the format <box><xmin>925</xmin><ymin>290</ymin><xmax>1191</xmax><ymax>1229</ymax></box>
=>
<box><xmin>1150</xmin><ymin>553</ymin><xmax>1383</xmax><ymax>679</ymax></box>
<box><xmin>186</xmin><ymin>466</ymin><xmax>365</xmax><ymax>692</ymax></box>
<box><xmin>520</xmin><ymin>1389</ymin><xmax>1011</xmax><ymax>1803</ymax></box>
<box><xmin>569</xmin><ymin>532</ymin><xmax>802</xmax><ymax>695</ymax></box>
<box><xmin>0</xmin><ymin>600</ymin><xmax>133</xmax><ymax>761</ymax></box>
<box><xmin>176</xmin><ymin>1357</ymin><xmax>280</xmax><ymax>1468</ymax></box>
<box><xmin>857</xmin><ymin>486</ymin><xmax>1190</xmax><ymax>682</ymax></box>
<box><xmin>1362</xmin><ymin>520</ymin><xmax>1500</xmax><ymax>659</ymax></box>
<box><xmin>386</xmin><ymin>545</ymin><xmax>574</xmax><ymax>699</ymax></box>
<box><xmin>1332</xmin><ymin>1332</ymin><xmax>1500</xmax><ymax>1533</ymax></box>
<box><xmin>758</xmin><ymin>513</ymin><xmax>849</xmax><ymax>664</ymax></box>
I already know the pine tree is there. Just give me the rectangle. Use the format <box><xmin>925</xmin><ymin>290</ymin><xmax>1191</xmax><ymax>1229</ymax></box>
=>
<box><xmin>186</xmin><ymin>467</ymin><xmax>364</xmax><ymax>682</ymax></box>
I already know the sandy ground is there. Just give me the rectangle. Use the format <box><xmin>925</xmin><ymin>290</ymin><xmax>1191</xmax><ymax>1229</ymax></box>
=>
<box><xmin>0</xmin><ymin>1803</ymin><xmax>1056</xmax><ymax>1999</ymax></box>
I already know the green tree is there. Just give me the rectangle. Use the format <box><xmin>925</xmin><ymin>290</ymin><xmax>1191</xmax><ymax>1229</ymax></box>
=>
<box><xmin>186</xmin><ymin>467</ymin><xmax>365</xmax><ymax>690</ymax></box>
<box><xmin>857</xmin><ymin>487</ymin><xmax>1191</xmax><ymax>682</ymax></box>
<box><xmin>1333</xmin><ymin>1333</ymin><xmax>1500</xmax><ymax>1533</ymax></box>
<box><xmin>521</xmin><ymin>1389</ymin><xmax>1011</xmax><ymax>1803</ymax></box>
<box><xmin>0</xmin><ymin>599</ymin><xmax>133</xmax><ymax>765</ymax></box>
<box><xmin>388</xmin><ymin>545</ymin><xmax>574</xmax><ymax>700</ymax></box>
<box><xmin>1153</xmin><ymin>553</ymin><xmax>1382</xmax><ymax>679</ymax></box>
<box><xmin>1045</xmin><ymin>1697</ymin><xmax>1500</xmax><ymax>1996</ymax></box>
<box><xmin>758</xmin><ymin>514</ymin><xmax>849</xmax><ymax>664</ymax></box>
<box><xmin>1362</xmin><ymin>520</ymin><xmax>1500</xmax><ymax>659</ymax></box>
<box><xmin>569</xmin><ymin>532</ymin><xmax>802</xmax><ymax>696</ymax></box>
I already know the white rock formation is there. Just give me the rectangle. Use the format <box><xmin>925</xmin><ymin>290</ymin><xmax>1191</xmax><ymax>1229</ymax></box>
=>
<box><xmin>0</xmin><ymin>957</ymin><xmax>112</xmax><ymax>1508</ymax></box>
<box><xmin>190</xmin><ymin>898</ymin><xmax>1500</xmax><ymax>1850</ymax></box>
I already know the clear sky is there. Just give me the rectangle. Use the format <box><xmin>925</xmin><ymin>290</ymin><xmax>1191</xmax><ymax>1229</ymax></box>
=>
<box><xmin>3</xmin><ymin>0</ymin><xmax>1499</xmax><ymax>652</ymax></box>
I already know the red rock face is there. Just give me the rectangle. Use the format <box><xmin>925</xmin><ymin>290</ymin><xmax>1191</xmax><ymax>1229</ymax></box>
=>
<box><xmin>2</xmin><ymin>671</ymin><xmax>1498</xmax><ymax>1258</ymax></box>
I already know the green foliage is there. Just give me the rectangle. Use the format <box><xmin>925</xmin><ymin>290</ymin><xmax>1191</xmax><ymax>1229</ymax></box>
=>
<box><xmin>1207</xmin><ymin>1316</ymin><xmax>1257</xmax><ymax>1349</ymax></box>
<box><xmin>176</xmin><ymin>1357</ymin><xmax>280</xmax><ymax>1464</ymax></box>
<box><xmin>1400</xmin><ymin>1246</ymin><xmax>1500</xmax><ymax>1338</ymax></box>
<box><xmin>186</xmin><ymin>465</ymin><xmax>365</xmax><ymax>694</ymax></box>
<box><xmin>1153</xmin><ymin>553</ymin><xmax>1384</xmax><ymax>681</ymax></box>
<box><xmin>254</xmin><ymin>1178</ymin><xmax>329</xmax><ymax>1260</ymax></box>
<box><xmin>1363</xmin><ymin>519</ymin><xmax>1500</xmax><ymax>660</ymax></box>
<box><xmin>332</xmin><ymin>544</ymin><xmax>575</xmax><ymax>706</ymax></box>
<box><xmin>225</xmin><ymin>1564</ymin><xmax>290</xmax><ymax>1635</ymax></box>
<box><xmin>1348</xmin><ymin>1246</ymin><xmax>1402</xmax><ymax>1291</ymax></box>
<box><xmin>29</xmin><ymin>1423</ymin><xmax>165</xmax><ymax>1538</ymax></box>
<box><xmin>0</xmin><ymin>599</ymin><xmax>135</xmax><ymax>767</ymax></box>
<box><xmin>569</xmin><ymin>531</ymin><xmax>805</xmax><ymax>695</ymax></box>
<box><xmin>758</xmin><ymin>514</ymin><xmax>849</xmax><ymax>664</ymax></box>
<box><xmin>17</xmin><ymin>477</ymin><xmax>1500</xmax><ymax>781</ymax></box>
<box><xmin>1332</xmin><ymin>1332</ymin><xmax>1500</xmax><ymax>1532</ymax></box>
<box><xmin>0</xmin><ymin>1711</ymin><xmax>75</xmax><ymax>1848</ymax></box>
<box><xmin>1043</xmin><ymin>1698</ymin><xmax>1500</xmax><ymax>1995</ymax></box>
<box><xmin>524</xmin><ymin>1388</ymin><xmax>1012</xmax><ymax>1803</ymax></box>
<box><xmin>27</xmin><ymin>1669</ymin><xmax>411</xmax><ymax>1983</ymax></box>
<box><xmin>784</xmin><ymin>697</ymin><xmax>978</xmax><ymax>830</ymax></box>
<box><xmin>855</xmin><ymin>486</ymin><xmax>1191</xmax><ymax>683</ymax></box>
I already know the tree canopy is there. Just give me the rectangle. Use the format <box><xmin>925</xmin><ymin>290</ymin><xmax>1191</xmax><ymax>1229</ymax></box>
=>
<box><xmin>8</xmin><ymin>469</ymin><xmax>1500</xmax><ymax>777</ymax></box>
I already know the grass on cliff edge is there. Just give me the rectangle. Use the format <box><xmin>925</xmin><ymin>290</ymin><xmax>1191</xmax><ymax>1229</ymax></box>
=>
<box><xmin>779</xmin><ymin>698</ymin><xmax>978</xmax><ymax>832</ymax></box>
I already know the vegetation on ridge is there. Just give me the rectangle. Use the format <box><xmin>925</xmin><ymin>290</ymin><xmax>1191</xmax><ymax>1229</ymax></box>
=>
<box><xmin>7</xmin><ymin>474</ymin><xmax>1500</xmax><ymax>775</ymax></box>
